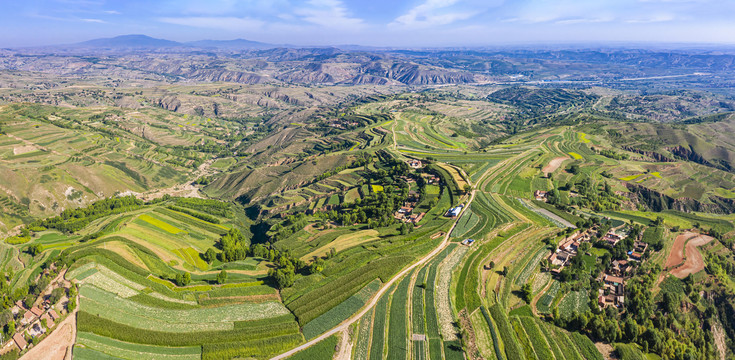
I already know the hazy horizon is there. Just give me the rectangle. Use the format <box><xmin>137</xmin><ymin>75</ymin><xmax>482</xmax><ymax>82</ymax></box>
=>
<box><xmin>3</xmin><ymin>0</ymin><xmax>735</xmax><ymax>48</ymax></box>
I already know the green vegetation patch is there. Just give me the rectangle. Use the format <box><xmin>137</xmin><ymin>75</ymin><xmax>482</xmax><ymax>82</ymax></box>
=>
<box><xmin>286</xmin><ymin>335</ymin><xmax>338</xmax><ymax>360</ymax></box>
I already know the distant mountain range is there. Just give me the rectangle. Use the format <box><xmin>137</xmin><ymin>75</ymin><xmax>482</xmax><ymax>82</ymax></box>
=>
<box><xmin>72</xmin><ymin>34</ymin><xmax>283</xmax><ymax>50</ymax></box>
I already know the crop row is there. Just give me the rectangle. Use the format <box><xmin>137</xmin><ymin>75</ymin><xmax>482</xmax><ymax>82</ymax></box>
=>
<box><xmin>201</xmin><ymin>334</ymin><xmax>304</xmax><ymax>360</ymax></box>
<box><xmin>301</xmin><ymin>279</ymin><xmax>381</xmax><ymax>339</ymax></box>
<box><xmin>514</xmin><ymin>247</ymin><xmax>548</xmax><ymax>286</ymax></box>
<box><xmin>424</xmin><ymin>263</ymin><xmax>440</xmax><ymax>338</ymax></box>
<box><xmin>286</xmin><ymin>335</ymin><xmax>338</xmax><ymax>360</ymax></box>
<box><xmin>614</xmin><ymin>343</ymin><xmax>647</xmax><ymax>360</ymax></box>
<box><xmin>488</xmin><ymin>304</ymin><xmax>524</xmax><ymax>360</ymax></box>
<box><xmin>80</xmin><ymin>285</ymin><xmax>289</xmax><ymax>332</ymax></box>
<box><xmin>386</xmin><ymin>273</ymin><xmax>412</xmax><ymax>360</ymax></box>
<box><xmin>543</xmin><ymin>321</ymin><xmax>584</xmax><ymax>360</ymax></box>
<box><xmin>368</xmin><ymin>288</ymin><xmax>392</xmax><ymax>360</ymax></box>
<box><xmin>354</xmin><ymin>310</ymin><xmax>374</xmax><ymax>360</ymax></box>
<box><xmin>518</xmin><ymin>316</ymin><xmax>554</xmax><ymax>360</ymax></box>
<box><xmin>77</xmin><ymin>311</ymin><xmax>301</xmax><ymax>347</ymax></box>
<box><xmin>509</xmin><ymin>316</ymin><xmax>536</xmax><ymax>359</ymax></box>
<box><xmin>570</xmin><ymin>331</ymin><xmax>604</xmax><ymax>360</ymax></box>
<box><xmin>411</xmin><ymin>267</ymin><xmax>427</xmax><ymax>334</ymax></box>
<box><xmin>479</xmin><ymin>306</ymin><xmax>504</xmax><ymax>360</ymax></box>
<box><xmin>534</xmin><ymin>318</ymin><xmax>566</xmax><ymax>360</ymax></box>
<box><xmin>76</xmin><ymin>332</ymin><xmax>201</xmax><ymax>360</ymax></box>
<box><xmin>536</xmin><ymin>280</ymin><xmax>560</xmax><ymax>314</ymax></box>
<box><xmin>289</xmin><ymin>255</ymin><xmax>409</xmax><ymax>325</ymax></box>
<box><xmin>456</xmin><ymin>233</ymin><xmax>506</xmax><ymax>312</ymax></box>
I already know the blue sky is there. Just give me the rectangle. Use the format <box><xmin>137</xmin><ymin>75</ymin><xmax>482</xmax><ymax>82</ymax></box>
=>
<box><xmin>3</xmin><ymin>0</ymin><xmax>735</xmax><ymax>47</ymax></box>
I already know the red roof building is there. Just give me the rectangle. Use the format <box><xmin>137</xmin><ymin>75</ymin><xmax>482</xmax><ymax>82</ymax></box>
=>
<box><xmin>13</xmin><ymin>333</ymin><xmax>27</xmax><ymax>350</ymax></box>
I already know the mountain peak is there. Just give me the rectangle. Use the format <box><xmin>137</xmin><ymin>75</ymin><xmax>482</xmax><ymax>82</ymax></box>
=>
<box><xmin>76</xmin><ymin>34</ymin><xmax>182</xmax><ymax>48</ymax></box>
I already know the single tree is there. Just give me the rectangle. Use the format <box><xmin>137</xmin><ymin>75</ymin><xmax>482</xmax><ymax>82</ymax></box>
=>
<box><xmin>216</xmin><ymin>270</ymin><xmax>227</xmax><ymax>284</ymax></box>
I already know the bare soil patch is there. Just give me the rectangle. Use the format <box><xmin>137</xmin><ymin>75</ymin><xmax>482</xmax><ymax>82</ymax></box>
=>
<box><xmin>669</xmin><ymin>233</ymin><xmax>714</xmax><ymax>278</ymax></box>
<box><xmin>666</xmin><ymin>232</ymin><xmax>698</xmax><ymax>269</ymax></box>
<box><xmin>594</xmin><ymin>342</ymin><xmax>615</xmax><ymax>360</ymax></box>
<box><xmin>12</xmin><ymin>145</ymin><xmax>37</xmax><ymax>155</ymax></box>
<box><xmin>676</xmin><ymin>235</ymin><xmax>713</xmax><ymax>276</ymax></box>
<box><xmin>542</xmin><ymin>156</ymin><xmax>568</xmax><ymax>176</ymax></box>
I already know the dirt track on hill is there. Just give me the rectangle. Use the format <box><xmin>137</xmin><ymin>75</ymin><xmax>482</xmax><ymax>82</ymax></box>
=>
<box><xmin>666</xmin><ymin>231</ymin><xmax>714</xmax><ymax>278</ymax></box>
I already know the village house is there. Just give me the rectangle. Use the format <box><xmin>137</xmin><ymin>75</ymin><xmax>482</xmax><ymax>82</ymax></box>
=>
<box><xmin>534</xmin><ymin>190</ymin><xmax>548</xmax><ymax>201</ymax></box>
<box><xmin>560</xmin><ymin>239</ymin><xmax>580</xmax><ymax>253</ymax></box>
<box><xmin>446</xmin><ymin>204</ymin><xmax>464</xmax><ymax>218</ymax></box>
<box><xmin>599</xmin><ymin>274</ymin><xmax>626</xmax><ymax>308</ymax></box>
<box><xmin>603</xmin><ymin>274</ymin><xmax>624</xmax><ymax>286</ymax></box>
<box><xmin>407</xmin><ymin>212</ymin><xmax>425</xmax><ymax>224</ymax></box>
<box><xmin>611</xmin><ymin>259</ymin><xmax>630</xmax><ymax>276</ymax></box>
<box><xmin>12</xmin><ymin>333</ymin><xmax>27</xmax><ymax>351</ymax></box>
<box><xmin>21</xmin><ymin>311</ymin><xmax>35</xmax><ymax>326</ymax></box>
<box><xmin>633</xmin><ymin>241</ymin><xmax>648</xmax><ymax>254</ymax></box>
<box><xmin>41</xmin><ymin>312</ymin><xmax>55</xmax><ymax>329</ymax></box>
<box><xmin>408</xmin><ymin>159</ymin><xmax>423</xmax><ymax>169</ymax></box>
<box><xmin>48</xmin><ymin>309</ymin><xmax>60</xmax><ymax>323</ymax></box>
<box><xmin>550</xmin><ymin>267</ymin><xmax>563</xmax><ymax>277</ymax></box>
<box><xmin>30</xmin><ymin>306</ymin><xmax>44</xmax><ymax>318</ymax></box>
<box><xmin>603</xmin><ymin>231</ymin><xmax>623</xmax><ymax>247</ymax></box>
<box><xmin>421</xmin><ymin>173</ymin><xmax>440</xmax><ymax>185</ymax></box>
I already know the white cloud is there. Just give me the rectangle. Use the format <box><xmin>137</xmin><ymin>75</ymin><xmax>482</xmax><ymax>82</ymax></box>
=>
<box><xmin>294</xmin><ymin>0</ymin><xmax>364</xmax><ymax>29</ymax></box>
<box><xmin>555</xmin><ymin>17</ymin><xmax>613</xmax><ymax>25</ymax></box>
<box><xmin>391</xmin><ymin>0</ymin><xmax>478</xmax><ymax>28</ymax></box>
<box><xmin>80</xmin><ymin>18</ymin><xmax>105</xmax><ymax>23</ymax></box>
<box><xmin>625</xmin><ymin>14</ymin><xmax>675</xmax><ymax>23</ymax></box>
<box><xmin>158</xmin><ymin>16</ymin><xmax>265</xmax><ymax>31</ymax></box>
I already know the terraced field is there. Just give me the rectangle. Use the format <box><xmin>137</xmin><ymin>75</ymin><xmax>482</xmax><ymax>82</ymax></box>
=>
<box><xmin>0</xmin><ymin>104</ymin><xmax>231</xmax><ymax>232</ymax></box>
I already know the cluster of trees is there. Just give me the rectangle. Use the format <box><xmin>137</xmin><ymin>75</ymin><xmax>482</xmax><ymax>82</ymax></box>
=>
<box><xmin>548</xmin><ymin>176</ymin><xmax>622</xmax><ymax>212</ymax></box>
<box><xmin>269</xmin><ymin>214</ymin><xmax>309</xmax><ymax>242</ymax></box>
<box><xmin>205</xmin><ymin>228</ymin><xmax>306</xmax><ymax>290</ymax></box>
<box><xmin>596</xmin><ymin>148</ymin><xmax>629</xmax><ymax>160</ymax></box>
<box><xmin>174</xmin><ymin>198</ymin><xmax>232</xmax><ymax>218</ymax></box>
<box><xmin>323</xmin><ymin>186</ymin><xmax>409</xmax><ymax>227</ymax></box>
<box><xmin>174</xmin><ymin>272</ymin><xmax>191</xmax><ymax>287</ymax></box>
<box><xmin>554</xmin><ymin>263</ymin><xmax>717</xmax><ymax>360</ymax></box>
<box><xmin>608</xmin><ymin>224</ymin><xmax>643</xmax><ymax>260</ymax></box>
<box><xmin>217</xmin><ymin>229</ymin><xmax>250</xmax><ymax>262</ymax></box>
<box><xmin>31</xmin><ymin>196</ymin><xmax>143</xmax><ymax>233</ymax></box>
<box><xmin>706</xmin><ymin>252</ymin><xmax>735</xmax><ymax>282</ymax></box>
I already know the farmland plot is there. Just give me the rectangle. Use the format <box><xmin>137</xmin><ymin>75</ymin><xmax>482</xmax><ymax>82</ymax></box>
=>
<box><xmin>76</xmin><ymin>332</ymin><xmax>201</xmax><ymax>360</ymax></box>
<box><xmin>80</xmin><ymin>285</ymin><xmax>290</xmax><ymax>332</ymax></box>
